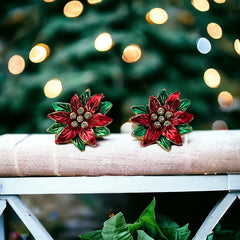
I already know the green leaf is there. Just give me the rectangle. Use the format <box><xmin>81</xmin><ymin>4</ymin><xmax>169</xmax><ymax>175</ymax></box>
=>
<box><xmin>131</xmin><ymin>105</ymin><xmax>150</xmax><ymax>114</ymax></box>
<box><xmin>178</xmin><ymin>99</ymin><xmax>190</xmax><ymax>112</ymax></box>
<box><xmin>207</xmin><ymin>233</ymin><xmax>214</xmax><ymax>240</ymax></box>
<box><xmin>133</xmin><ymin>125</ymin><xmax>147</xmax><ymax>137</ymax></box>
<box><xmin>47</xmin><ymin>122</ymin><xmax>65</xmax><ymax>134</ymax></box>
<box><xmin>157</xmin><ymin>214</ymin><xmax>179</xmax><ymax>229</ymax></box>
<box><xmin>52</xmin><ymin>102</ymin><xmax>71</xmax><ymax>112</ymax></box>
<box><xmin>102</xmin><ymin>212</ymin><xmax>134</xmax><ymax>240</ymax></box>
<box><xmin>138</xmin><ymin>198</ymin><xmax>167</xmax><ymax>240</ymax></box>
<box><xmin>79</xmin><ymin>230</ymin><xmax>103</xmax><ymax>240</ymax></box>
<box><xmin>93</xmin><ymin>127</ymin><xmax>110</xmax><ymax>137</ymax></box>
<box><xmin>71</xmin><ymin>136</ymin><xmax>85</xmax><ymax>151</ymax></box>
<box><xmin>157</xmin><ymin>90</ymin><xmax>168</xmax><ymax>106</ymax></box>
<box><xmin>177</xmin><ymin>124</ymin><xmax>192</xmax><ymax>135</ymax></box>
<box><xmin>156</xmin><ymin>136</ymin><xmax>171</xmax><ymax>151</ymax></box>
<box><xmin>80</xmin><ymin>89</ymin><xmax>91</xmax><ymax>106</ymax></box>
<box><xmin>98</xmin><ymin>101</ymin><xmax>112</xmax><ymax>114</ymax></box>
<box><xmin>176</xmin><ymin>224</ymin><xmax>191</xmax><ymax>240</ymax></box>
<box><xmin>137</xmin><ymin>230</ymin><xmax>154</xmax><ymax>240</ymax></box>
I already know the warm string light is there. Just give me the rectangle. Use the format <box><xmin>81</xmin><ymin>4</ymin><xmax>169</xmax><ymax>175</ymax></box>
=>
<box><xmin>218</xmin><ymin>91</ymin><xmax>233</xmax><ymax>108</ymax></box>
<box><xmin>212</xmin><ymin>120</ymin><xmax>228</xmax><ymax>130</ymax></box>
<box><xmin>204</xmin><ymin>68</ymin><xmax>221</xmax><ymax>88</ymax></box>
<box><xmin>146</xmin><ymin>8</ymin><xmax>168</xmax><ymax>25</ymax></box>
<box><xmin>197</xmin><ymin>37</ymin><xmax>211</xmax><ymax>54</ymax></box>
<box><xmin>29</xmin><ymin>43</ymin><xmax>50</xmax><ymax>63</ymax></box>
<box><xmin>63</xmin><ymin>1</ymin><xmax>84</xmax><ymax>18</ymax></box>
<box><xmin>44</xmin><ymin>79</ymin><xmax>63</xmax><ymax>98</ymax></box>
<box><xmin>213</xmin><ymin>0</ymin><xmax>226</xmax><ymax>3</ymax></box>
<box><xmin>191</xmin><ymin>0</ymin><xmax>210</xmax><ymax>12</ymax></box>
<box><xmin>122</xmin><ymin>44</ymin><xmax>142</xmax><ymax>63</ymax></box>
<box><xmin>94</xmin><ymin>33</ymin><xmax>113</xmax><ymax>52</ymax></box>
<box><xmin>87</xmin><ymin>0</ymin><xmax>102</xmax><ymax>4</ymax></box>
<box><xmin>43</xmin><ymin>0</ymin><xmax>55</xmax><ymax>2</ymax></box>
<box><xmin>234</xmin><ymin>39</ymin><xmax>240</xmax><ymax>55</ymax></box>
<box><xmin>207</xmin><ymin>23</ymin><xmax>223</xmax><ymax>39</ymax></box>
<box><xmin>8</xmin><ymin>55</ymin><xmax>25</xmax><ymax>75</ymax></box>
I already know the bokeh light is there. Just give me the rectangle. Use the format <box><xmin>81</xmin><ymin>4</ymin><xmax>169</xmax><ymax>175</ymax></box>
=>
<box><xmin>43</xmin><ymin>0</ymin><xmax>55</xmax><ymax>2</ymax></box>
<box><xmin>234</xmin><ymin>39</ymin><xmax>240</xmax><ymax>55</ymax></box>
<box><xmin>218</xmin><ymin>91</ymin><xmax>233</xmax><ymax>108</ymax></box>
<box><xmin>213</xmin><ymin>0</ymin><xmax>226</xmax><ymax>3</ymax></box>
<box><xmin>146</xmin><ymin>8</ymin><xmax>168</xmax><ymax>25</ymax></box>
<box><xmin>29</xmin><ymin>44</ymin><xmax>50</xmax><ymax>63</ymax></box>
<box><xmin>63</xmin><ymin>1</ymin><xmax>84</xmax><ymax>18</ymax></box>
<box><xmin>87</xmin><ymin>0</ymin><xmax>102</xmax><ymax>4</ymax></box>
<box><xmin>192</xmin><ymin>0</ymin><xmax>210</xmax><ymax>12</ymax></box>
<box><xmin>207</xmin><ymin>23</ymin><xmax>223</xmax><ymax>39</ymax></box>
<box><xmin>120</xmin><ymin>122</ymin><xmax>132</xmax><ymax>133</ymax></box>
<box><xmin>197</xmin><ymin>37</ymin><xmax>211</xmax><ymax>54</ymax></box>
<box><xmin>204</xmin><ymin>68</ymin><xmax>221</xmax><ymax>88</ymax></box>
<box><xmin>212</xmin><ymin>120</ymin><xmax>228</xmax><ymax>130</ymax></box>
<box><xmin>122</xmin><ymin>44</ymin><xmax>142</xmax><ymax>63</ymax></box>
<box><xmin>8</xmin><ymin>55</ymin><xmax>25</xmax><ymax>75</ymax></box>
<box><xmin>44</xmin><ymin>79</ymin><xmax>63</xmax><ymax>98</ymax></box>
<box><xmin>94</xmin><ymin>33</ymin><xmax>113</xmax><ymax>52</ymax></box>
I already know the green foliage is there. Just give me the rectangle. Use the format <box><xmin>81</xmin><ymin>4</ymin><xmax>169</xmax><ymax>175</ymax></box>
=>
<box><xmin>131</xmin><ymin>106</ymin><xmax>150</xmax><ymax>115</ymax></box>
<box><xmin>47</xmin><ymin>122</ymin><xmax>65</xmax><ymax>134</ymax></box>
<box><xmin>52</xmin><ymin>102</ymin><xmax>71</xmax><ymax>112</ymax></box>
<box><xmin>133</xmin><ymin>125</ymin><xmax>147</xmax><ymax>137</ymax></box>
<box><xmin>98</xmin><ymin>101</ymin><xmax>113</xmax><ymax>114</ymax></box>
<box><xmin>93</xmin><ymin>126</ymin><xmax>110</xmax><ymax>137</ymax></box>
<box><xmin>71</xmin><ymin>136</ymin><xmax>85</xmax><ymax>151</ymax></box>
<box><xmin>156</xmin><ymin>136</ymin><xmax>171</xmax><ymax>151</ymax></box>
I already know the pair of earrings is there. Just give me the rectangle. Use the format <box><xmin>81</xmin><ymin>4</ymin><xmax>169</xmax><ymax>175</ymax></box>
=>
<box><xmin>47</xmin><ymin>89</ymin><xmax>193</xmax><ymax>152</ymax></box>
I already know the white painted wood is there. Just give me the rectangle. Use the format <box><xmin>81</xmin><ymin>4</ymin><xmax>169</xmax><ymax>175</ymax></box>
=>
<box><xmin>0</xmin><ymin>199</ymin><xmax>7</xmax><ymax>215</ymax></box>
<box><xmin>0</xmin><ymin>175</ymin><xmax>236</xmax><ymax>195</ymax></box>
<box><xmin>2</xmin><ymin>196</ymin><xmax>53</xmax><ymax>240</ymax></box>
<box><xmin>0</xmin><ymin>213</ymin><xmax>5</xmax><ymax>240</ymax></box>
<box><xmin>193</xmin><ymin>192</ymin><xmax>238</xmax><ymax>240</ymax></box>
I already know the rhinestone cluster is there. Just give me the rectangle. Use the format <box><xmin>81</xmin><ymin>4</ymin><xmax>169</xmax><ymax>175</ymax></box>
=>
<box><xmin>151</xmin><ymin>107</ymin><xmax>173</xmax><ymax>129</ymax></box>
<box><xmin>70</xmin><ymin>107</ymin><xmax>92</xmax><ymax>128</ymax></box>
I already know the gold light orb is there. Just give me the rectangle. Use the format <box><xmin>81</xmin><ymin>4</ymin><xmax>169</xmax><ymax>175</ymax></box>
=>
<box><xmin>212</xmin><ymin>120</ymin><xmax>228</xmax><ymax>130</ymax></box>
<box><xmin>87</xmin><ymin>0</ymin><xmax>102</xmax><ymax>4</ymax></box>
<box><xmin>147</xmin><ymin>8</ymin><xmax>168</xmax><ymax>25</ymax></box>
<box><xmin>29</xmin><ymin>44</ymin><xmax>50</xmax><ymax>63</ymax></box>
<box><xmin>8</xmin><ymin>55</ymin><xmax>25</xmax><ymax>75</ymax></box>
<box><xmin>63</xmin><ymin>1</ymin><xmax>84</xmax><ymax>18</ymax></box>
<box><xmin>192</xmin><ymin>0</ymin><xmax>210</xmax><ymax>12</ymax></box>
<box><xmin>122</xmin><ymin>44</ymin><xmax>142</xmax><ymax>63</ymax></box>
<box><xmin>204</xmin><ymin>68</ymin><xmax>221</xmax><ymax>88</ymax></box>
<box><xmin>207</xmin><ymin>22</ymin><xmax>223</xmax><ymax>39</ymax></box>
<box><xmin>213</xmin><ymin>0</ymin><xmax>226</xmax><ymax>3</ymax></box>
<box><xmin>44</xmin><ymin>79</ymin><xmax>63</xmax><ymax>98</ymax></box>
<box><xmin>44</xmin><ymin>0</ymin><xmax>55</xmax><ymax>2</ymax></box>
<box><xmin>94</xmin><ymin>33</ymin><xmax>113</xmax><ymax>52</ymax></box>
<box><xmin>218</xmin><ymin>91</ymin><xmax>233</xmax><ymax>108</ymax></box>
<box><xmin>234</xmin><ymin>39</ymin><xmax>240</xmax><ymax>55</ymax></box>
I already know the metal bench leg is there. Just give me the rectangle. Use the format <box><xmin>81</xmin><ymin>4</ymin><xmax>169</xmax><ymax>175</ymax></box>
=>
<box><xmin>193</xmin><ymin>192</ymin><xmax>239</xmax><ymax>240</ymax></box>
<box><xmin>1</xmin><ymin>195</ymin><xmax>53</xmax><ymax>240</ymax></box>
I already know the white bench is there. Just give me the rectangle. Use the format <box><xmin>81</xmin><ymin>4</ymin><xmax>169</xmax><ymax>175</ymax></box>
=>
<box><xmin>0</xmin><ymin>131</ymin><xmax>240</xmax><ymax>240</ymax></box>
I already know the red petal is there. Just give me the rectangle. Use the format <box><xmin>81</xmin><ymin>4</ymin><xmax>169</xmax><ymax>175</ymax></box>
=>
<box><xmin>70</xmin><ymin>94</ymin><xmax>82</xmax><ymax>112</ymax></box>
<box><xmin>162</xmin><ymin>126</ymin><xmax>182</xmax><ymax>145</ymax></box>
<box><xmin>48</xmin><ymin>111</ymin><xmax>70</xmax><ymax>124</ymax></box>
<box><xmin>130</xmin><ymin>114</ymin><xmax>151</xmax><ymax>127</ymax></box>
<box><xmin>55</xmin><ymin>126</ymin><xmax>77</xmax><ymax>144</ymax></box>
<box><xmin>142</xmin><ymin>127</ymin><xmax>162</xmax><ymax>147</ymax></box>
<box><xmin>149</xmin><ymin>96</ymin><xmax>161</xmax><ymax>113</ymax></box>
<box><xmin>172</xmin><ymin>111</ymin><xmax>194</xmax><ymax>125</ymax></box>
<box><xmin>86</xmin><ymin>94</ymin><xmax>103</xmax><ymax>113</ymax></box>
<box><xmin>89</xmin><ymin>113</ymin><xmax>112</xmax><ymax>127</ymax></box>
<box><xmin>164</xmin><ymin>92</ymin><xmax>180</xmax><ymax>112</ymax></box>
<box><xmin>79</xmin><ymin>128</ymin><xmax>96</xmax><ymax>146</ymax></box>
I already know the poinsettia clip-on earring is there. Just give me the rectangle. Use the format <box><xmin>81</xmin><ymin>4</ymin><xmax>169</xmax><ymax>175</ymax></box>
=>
<box><xmin>130</xmin><ymin>89</ymin><xmax>194</xmax><ymax>151</ymax></box>
<box><xmin>47</xmin><ymin>89</ymin><xmax>113</xmax><ymax>151</ymax></box>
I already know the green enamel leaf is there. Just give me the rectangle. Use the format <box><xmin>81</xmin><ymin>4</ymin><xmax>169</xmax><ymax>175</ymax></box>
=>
<box><xmin>79</xmin><ymin>230</ymin><xmax>103</xmax><ymax>240</ymax></box>
<box><xmin>93</xmin><ymin>127</ymin><xmax>110</xmax><ymax>137</ymax></box>
<box><xmin>157</xmin><ymin>136</ymin><xmax>171</xmax><ymax>151</ymax></box>
<box><xmin>71</xmin><ymin>136</ymin><xmax>85</xmax><ymax>151</ymax></box>
<box><xmin>102</xmin><ymin>212</ymin><xmax>134</xmax><ymax>240</ymax></box>
<box><xmin>98</xmin><ymin>101</ymin><xmax>112</xmax><ymax>114</ymax></box>
<box><xmin>177</xmin><ymin>124</ymin><xmax>192</xmax><ymax>135</ymax></box>
<box><xmin>137</xmin><ymin>230</ymin><xmax>154</xmax><ymax>240</ymax></box>
<box><xmin>178</xmin><ymin>99</ymin><xmax>190</xmax><ymax>112</ymax></box>
<box><xmin>157</xmin><ymin>90</ymin><xmax>168</xmax><ymax>106</ymax></box>
<box><xmin>133</xmin><ymin>125</ymin><xmax>147</xmax><ymax>137</ymax></box>
<box><xmin>52</xmin><ymin>102</ymin><xmax>71</xmax><ymax>112</ymax></box>
<box><xmin>131</xmin><ymin>105</ymin><xmax>150</xmax><ymax>114</ymax></box>
<box><xmin>80</xmin><ymin>89</ymin><xmax>91</xmax><ymax>106</ymax></box>
<box><xmin>47</xmin><ymin>123</ymin><xmax>66</xmax><ymax>134</ymax></box>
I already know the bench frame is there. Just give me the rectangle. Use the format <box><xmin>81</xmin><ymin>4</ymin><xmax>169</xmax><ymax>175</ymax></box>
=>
<box><xmin>1</xmin><ymin>174</ymin><xmax>240</xmax><ymax>240</ymax></box>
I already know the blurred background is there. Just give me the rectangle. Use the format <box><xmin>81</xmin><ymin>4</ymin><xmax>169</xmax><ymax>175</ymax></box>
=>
<box><xmin>1</xmin><ymin>0</ymin><xmax>240</xmax><ymax>239</ymax></box>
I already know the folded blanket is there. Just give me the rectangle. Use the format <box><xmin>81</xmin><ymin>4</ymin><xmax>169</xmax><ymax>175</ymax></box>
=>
<box><xmin>0</xmin><ymin>131</ymin><xmax>239</xmax><ymax>176</ymax></box>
